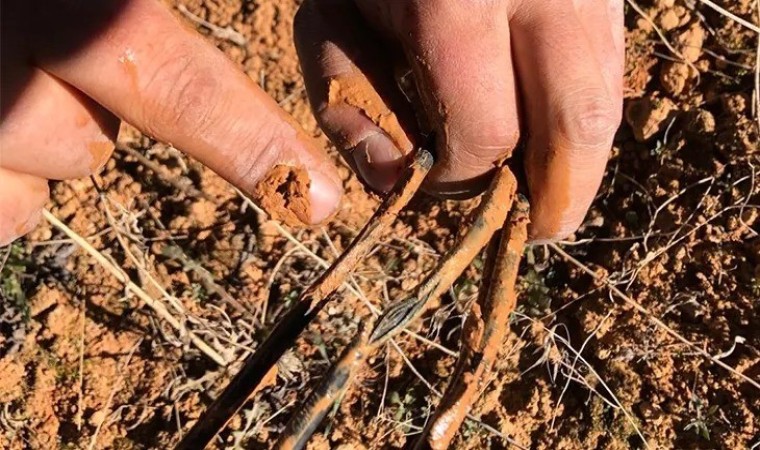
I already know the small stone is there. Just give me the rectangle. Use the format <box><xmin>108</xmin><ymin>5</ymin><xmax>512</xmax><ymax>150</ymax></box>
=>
<box><xmin>690</xmin><ymin>109</ymin><xmax>716</xmax><ymax>134</ymax></box>
<box><xmin>89</xmin><ymin>409</ymin><xmax>108</xmax><ymax>427</ymax></box>
<box><xmin>675</xmin><ymin>22</ymin><xmax>705</xmax><ymax>63</ymax></box>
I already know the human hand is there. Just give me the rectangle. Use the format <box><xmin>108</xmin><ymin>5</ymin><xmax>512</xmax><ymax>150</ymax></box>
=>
<box><xmin>0</xmin><ymin>0</ymin><xmax>343</xmax><ymax>246</ymax></box>
<box><xmin>294</xmin><ymin>0</ymin><xmax>624</xmax><ymax>241</ymax></box>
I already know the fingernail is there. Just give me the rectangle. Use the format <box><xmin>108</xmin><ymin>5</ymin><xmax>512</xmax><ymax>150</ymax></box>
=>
<box><xmin>527</xmin><ymin>220</ymin><xmax>578</xmax><ymax>244</ymax></box>
<box><xmin>87</xmin><ymin>140</ymin><xmax>115</xmax><ymax>173</ymax></box>
<box><xmin>18</xmin><ymin>209</ymin><xmax>42</xmax><ymax>235</ymax></box>
<box><xmin>352</xmin><ymin>133</ymin><xmax>404</xmax><ymax>193</ymax></box>
<box><xmin>307</xmin><ymin>169</ymin><xmax>342</xmax><ymax>224</ymax></box>
<box><xmin>2</xmin><ymin>209</ymin><xmax>42</xmax><ymax>246</ymax></box>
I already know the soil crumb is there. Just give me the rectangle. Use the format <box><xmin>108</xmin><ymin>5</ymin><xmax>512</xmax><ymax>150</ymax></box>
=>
<box><xmin>254</xmin><ymin>165</ymin><xmax>312</xmax><ymax>226</ymax></box>
<box><xmin>328</xmin><ymin>75</ymin><xmax>412</xmax><ymax>153</ymax></box>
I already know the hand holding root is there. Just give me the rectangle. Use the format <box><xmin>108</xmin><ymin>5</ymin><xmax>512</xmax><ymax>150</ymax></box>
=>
<box><xmin>413</xmin><ymin>197</ymin><xmax>530</xmax><ymax>450</ymax></box>
<box><xmin>183</xmin><ymin>145</ymin><xmax>530</xmax><ymax>450</ymax></box>
<box><xmin>275</xmin><ymin>164</ymin><xmax>528</xmax><ymax>450</ymax></box>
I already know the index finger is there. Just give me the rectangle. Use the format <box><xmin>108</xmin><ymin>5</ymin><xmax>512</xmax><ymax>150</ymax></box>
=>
<box><xmin>28</xmin><ymin>0</ymin><xmax>342</xmax><ymax>223</ymax></box>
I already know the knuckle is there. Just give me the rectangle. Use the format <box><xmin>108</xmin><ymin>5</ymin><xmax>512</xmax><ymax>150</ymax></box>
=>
<box><xmin>397</xmin><ymin>0</ymin><xmax>502</xmax><ymax>28</ymax></box>
<box><xmin>141</xmin><ymin>46</ymin><xmax>225</xmax><ymax>140</ymax></box>
<box><xmin>555</xmin><ymin>87</ymin><xmax>620</xmax><ymax>148</ymax></box>
<box><xmin>448</xmin><ymin>120</ymin><xmax>520</xmax><ymax>166</ymax></box>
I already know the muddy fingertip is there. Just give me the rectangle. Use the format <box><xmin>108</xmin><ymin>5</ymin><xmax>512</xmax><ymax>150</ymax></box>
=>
<box><xmin>253</xmin><ymin>165</ymin><xmax>342</xmax><ymax>226</ymax></box>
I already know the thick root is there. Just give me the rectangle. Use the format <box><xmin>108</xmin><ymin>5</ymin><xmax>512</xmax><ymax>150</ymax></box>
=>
<box><xmin>414</xmin><ymin>196</ymin><xmax>529</xmax><ymax>450</ymax></box>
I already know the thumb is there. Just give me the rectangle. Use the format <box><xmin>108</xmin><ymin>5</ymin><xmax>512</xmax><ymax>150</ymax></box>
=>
<box><xmin>29</xmin><ymin>0</ymin><xmax>342</xmax><ymax>225</ymax></box>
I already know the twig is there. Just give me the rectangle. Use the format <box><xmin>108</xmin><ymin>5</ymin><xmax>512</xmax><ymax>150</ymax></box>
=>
<box><xmin>696</xmin><ymin>0</ymin><xmax>760</xmax><ymax>34</ymax></box>
<box><xmin>516</xmin><ymin>312</ymin><xmax>649</xmax><ymax>448</ymax></box>
<box><xmin>627</xmin><ymin>0</ymin><xmax>698</xmax><ymax>74</ymax></box>
<box><xmin>176</xmin><ymin>4</ymin><xmax>248</xmax><ymax>46</ymax></box>
<box><xmin>116</xmin><ymin>144</ymin><xmax>212</xmax><ymax>201</ymax></box>
<box><xmin>76</xmin><ymin>295</ymin><xmax>87</xmax><ymax>432</ymax></box>
<box><xmin>0</xmin><ymin>246</ymin><xmax>11</xmax><ymax>273</ymax></box>
<box><xmin>550</xmin><ymin>310</ymin><xmax>613</xmax><ymax>431</ymax></box>
<box><xmin>162</xmin><ymin>244</ymin><xmax>256</xmax><ymax>316</ymax></box>
<box><xmin>42</xmin><ymin>209</ymin><xmax>227</xmax><ymax>366</ymax></box>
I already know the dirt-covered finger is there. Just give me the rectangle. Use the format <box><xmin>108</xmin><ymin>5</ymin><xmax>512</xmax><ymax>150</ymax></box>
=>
<box><xmin>575</xmin><ymin>0</ymin><xmax>625</xmax><ymax>101</ymax></box>
<box><xmin>0</xmin><ymin>68</ymin><xmax>119</xmax><ymax>180</ymax></box>
<box><xmin>355</xmin><ymin>0</ymin><xmax>520</xmax><ymax>198</ymax></box>
<box><xmin>0</xmin><ymin>168</ymin><xmax>49</xmax><ymax>246</ymax></box>
<box><xmin>29</xmin><ymin>0</ymin><xmax>341</xmax><ymax>225</ymax></box>
<box><xmin>295</xmin><ymin>0</ymin><xmax>417</xmax><ymax>193</ymax></box>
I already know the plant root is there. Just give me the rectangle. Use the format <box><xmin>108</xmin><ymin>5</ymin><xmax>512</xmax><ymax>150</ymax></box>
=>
<box><xmin>175</xmin><ymin>148</ymin><xmax>433</xmax><ymax>450</ymax></box>
<box><xmin>413</xmin><ymin>196</ymin><xmax>529</xmax><ymax>450</ymax></box>
<box><xmin>274</xmin><ymin>322</ymin><xmax>373</xmax><ymax>450</ymax></box>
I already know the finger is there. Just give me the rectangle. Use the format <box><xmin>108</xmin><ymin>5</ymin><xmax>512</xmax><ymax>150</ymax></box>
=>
<box><xmin>294</xmin><ymin>0</ymin><xmax>417</xmax><ymax>193</ymax></box>
<box><xmin>0</xmin><ymin>168</ymin><xmax>49</xmax><ymax>246</ymax></box>
<box><xmin>575</xmin><ymin>0</ymin><xmax>625</xmax><ymax>99</ymax></box>
<box><xmin>0</xmin><ymin>67</ymin><xmax>119</xmax><ymax>180</ymax></box>
<box><xmin>511</xmin><ymin>0</ymin><xmax>622</xmax><ymax>241</ymax></box>
<box><xmin>29</xmin><ymin>0</ymin><xmax>341</xmax><ymax>225</ymax></box>
<box><xmin>356</xmin><ymin>0</ymin><xmax>520</xmax><ymax>197</ymax></box>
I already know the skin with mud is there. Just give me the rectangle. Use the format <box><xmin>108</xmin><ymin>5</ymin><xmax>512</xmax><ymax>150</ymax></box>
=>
<box><xmin>1</xmin><ymin>1</ymin><xmax>758</xmax><ymax>450</ymax></box>
<box><xmin>253</xmin><ymin>165</ymin><xmax>313</xmax><ymax>226</ymax></box>
<box><xmin>266</xmin><ymin>163</ymin><xmax>521</xmax><ymax>450</ymax></box>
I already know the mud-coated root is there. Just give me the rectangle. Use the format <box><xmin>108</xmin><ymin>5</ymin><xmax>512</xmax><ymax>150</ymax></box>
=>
<box><xmin>368</xmin><ymin>166</ymin><xmax>518</xmax><ymax>347</ymax></box>
<box><xmin>275</xmin><ymin>323</ymin><xmax>372</xmax><ymax>450</ymax></box>
<box><xmin>276</xmin><ymin>166</ymin><xmax>519</xmax><ymax>450</ymax></box>
<box><xmin>412</xmin><ymin>197</ymin><xmax>530</xmax><ymax>450</ymax></box>
<box><xmin>175</xmin><ymin>149</ymin><xmax>433</xmax><ymax>450</ymax></box>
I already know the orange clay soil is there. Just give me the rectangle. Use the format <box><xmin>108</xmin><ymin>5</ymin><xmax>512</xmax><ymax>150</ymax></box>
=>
<box><xmin>328</xmin><ymin>74</ymin><xmax>413</xmax><ymax>153</ymax></box>
<box><xmin>253</xmin><ymin>165</ymin><xmax>313</xmax><ymax>226</ymax></box>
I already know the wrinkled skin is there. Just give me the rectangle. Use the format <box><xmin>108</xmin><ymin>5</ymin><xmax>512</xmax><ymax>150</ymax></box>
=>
<box><xmin>0</xmin><ymin>0</ymin><xmax>623</xmax><ymax>246</ymax></box>
<box><xmin>0</xmin><ymin>0</ymin><xmax>343</xmax><ymax>246</ymax></box>
<box><xmin>295</xmin><ymin>0</ymin><xmax>624</xmax><ymax>240</ymax></box>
